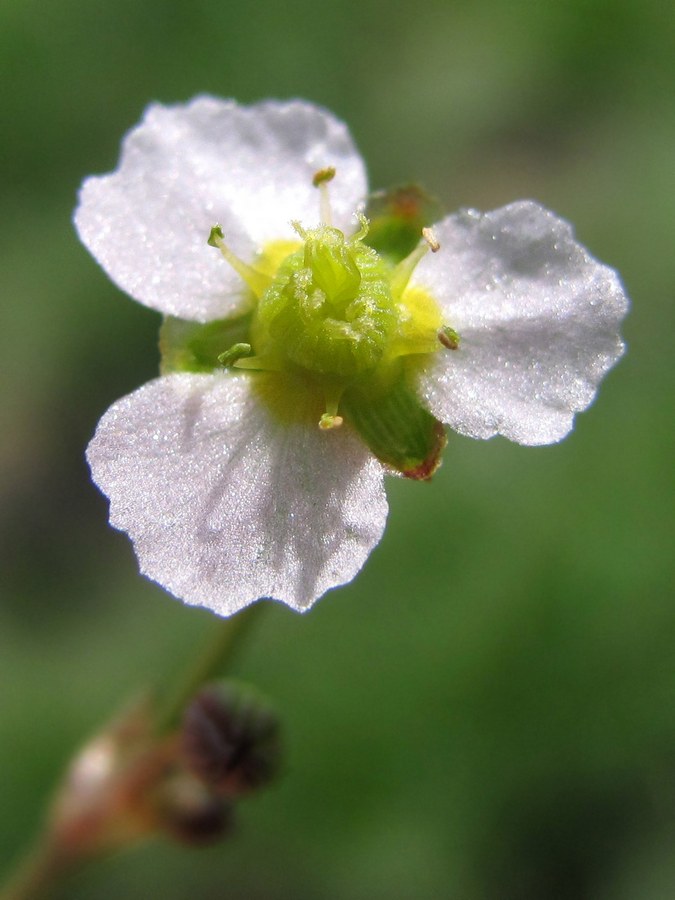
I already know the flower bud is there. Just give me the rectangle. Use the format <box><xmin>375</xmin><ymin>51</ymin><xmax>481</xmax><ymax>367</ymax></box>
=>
<box><xmin>158</xmin><ymin>774</ymin><xmax>235</xmax><ymax>846</ymax></box>
<box><xmin>181</xmin><ymin>684</ymin><xmax>281</xmax><ymax>797</ymax></box>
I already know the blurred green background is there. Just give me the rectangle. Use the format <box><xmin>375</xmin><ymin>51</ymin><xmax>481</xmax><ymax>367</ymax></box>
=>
<box><xmin>1</xmin><ymin>0</ymin><xmax>673</xmax><ymax>897</ymax></box>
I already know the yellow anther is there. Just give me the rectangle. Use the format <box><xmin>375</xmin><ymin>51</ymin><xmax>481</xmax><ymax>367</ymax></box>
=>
<box><xmin>438</xmin><ymin>326</ymin><xmax>460</xmax><ymax>350</ymax></box>
<box><xmin>218</xmin><ymin>343</ymin><xmax>252</xmax><ymax>367</ymax></box>
<box><xmin>422</xmin><ymin>227</ymin><xmax>440</xmax><ymax>252</ymax></box>
<box><xmin>319</xmin><ymin>413</ymin><xmax>344</xmax><ymax>430</ymax></box>
<box><xmin>312</xmin><ymin>167</ymin><xmax>336</xmax><ymax>187</ymax></box>
<box><xmin>318</xmin><ymin>382</ymin><xmax>345</xmax><ymax>430</ymax></box>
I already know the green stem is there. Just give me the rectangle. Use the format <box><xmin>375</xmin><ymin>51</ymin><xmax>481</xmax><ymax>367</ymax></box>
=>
<box><xmin>0</xmin><ymin>602</ymin><xmax>267</xmax><ymax>900</ymax></box>
<box><xmin>0</xmin><ymin>836</ymin><xmax>77</xmax><ymax>900</ymax></box>
<box><xmin>153</xmin><ymin>601</ymin><xmax>265</xmax><ymax>733</ymax></box>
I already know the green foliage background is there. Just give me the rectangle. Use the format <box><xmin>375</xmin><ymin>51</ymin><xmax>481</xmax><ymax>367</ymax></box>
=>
<box><xmin>1</xmin><ymin>0</ymin><xmax>673</xmax><ymax>897</ymax></box>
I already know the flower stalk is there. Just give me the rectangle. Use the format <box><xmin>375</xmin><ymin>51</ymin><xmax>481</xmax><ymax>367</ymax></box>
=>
<box><xmin>153</xmin><ymin>602</ymin><xmax>264</xmax><ymax>733</ymax></box>
<box><xmin>1</xmin><ymin>836</ymin><xmax>78</xmax><ymax>900</ymax></box>
<box><xmin>0</xmin><ymin>605</ymin><xmax>268</xmax><ymax>900</ymax></box>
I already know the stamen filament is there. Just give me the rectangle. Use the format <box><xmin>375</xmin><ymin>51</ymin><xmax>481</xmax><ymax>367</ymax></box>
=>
<box><xmin>390</xmin><ymin>244</ymin><xmax>428</xmax><ymax>300</ymax></box>
<box><xmin>208</xmin><ymin>226</ymin><xmax>271</xmax><ymax>299</ymax></box>
<box><xmin>313</xmin><ymin>167</ymin><xmax>336</xmax><ymax>227</ymax></box>
<box><xmin>233</xmin><ymin>355</ymin><xmax>283</xmax><ymax>372</ymax></box>
<box><xmin>390</xmin><ymin>228</ymin><xmax>441</xmax><ymax>300</ymax></box>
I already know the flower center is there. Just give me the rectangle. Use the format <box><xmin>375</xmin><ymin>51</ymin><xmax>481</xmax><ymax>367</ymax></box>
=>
<box><xmin>252</xmin><ymin>220</ymin><xmax>398</xmax><ymax>380</ymax></box>
<box><xmin>207</xmin><ymin>171</ymin><xmax>457</xmax><ymax>430</ymax></box>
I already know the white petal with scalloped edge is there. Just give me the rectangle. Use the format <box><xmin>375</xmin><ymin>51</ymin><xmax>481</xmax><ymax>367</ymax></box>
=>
<box><xmin>75</xmin><ymin>97</ymin><xmax>367</xmax><ymax>323</ymax></box>
<box><xmin>413</xmin><ymin>202</ymin><xmax>628</xmax><ymax>445</ymax></box>
<box><xmin>87</xmin><ymin>372</ymin><xmax>388</xmax><ymax>615</ymax></box>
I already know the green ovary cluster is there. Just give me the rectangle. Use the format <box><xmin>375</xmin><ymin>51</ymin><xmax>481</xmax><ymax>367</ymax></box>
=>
<box><xmin>253</xmin><ymin>225</ymin><xmax>398</xmax><ymax>379</ymax></box>
<box><xmin>171</xmin><ymin>210</ymin><xmax>453</xmax><ymax>478</ymax></box>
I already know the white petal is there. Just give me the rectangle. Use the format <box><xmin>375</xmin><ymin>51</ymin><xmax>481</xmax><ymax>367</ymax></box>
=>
<box><xmin>74</xmin><ymin>97</ymin><xmax>367</xmax><ymax>322</ymax></box>
<box><xmin>86</xmin><ymin>373</ymin><xmax>387</xmax><ymax>615</ymax></box>
<box><xmin>413</xmin><ymin>202</ymin><xmax>629</xmax><ymax>445</ymax></box>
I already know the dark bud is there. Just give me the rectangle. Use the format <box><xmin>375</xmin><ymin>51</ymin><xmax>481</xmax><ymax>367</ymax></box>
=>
<box><xmin>181</xmin><ymin>684</ymin><xmax>281</xmax><ymax>797</ymax></box>
<box><xmin>159</xmin><ymin>774</ymin><xmax>235</xmax><ymax>846</ymax></box>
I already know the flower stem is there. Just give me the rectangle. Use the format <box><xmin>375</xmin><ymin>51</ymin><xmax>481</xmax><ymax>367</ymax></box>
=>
<box><xmin>0</xmin><ymin>836</ymin><xmax>78</xmax><ymax>900</ymax></box>
<box><xmin>154</xmin><ymin>601</ymin><xmax>265</xmax><ymax>733</ymax></box>
<box><xmin>0</xmin><ymin>602</ymin><xmax>267</xmax><ymax>900</ymax></box>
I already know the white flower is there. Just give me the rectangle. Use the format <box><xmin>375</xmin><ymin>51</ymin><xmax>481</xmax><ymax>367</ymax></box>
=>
<box><xmin>75</xmin><ymin>96</ymin><xmax>628</xmax><ymax>616</ymax></box>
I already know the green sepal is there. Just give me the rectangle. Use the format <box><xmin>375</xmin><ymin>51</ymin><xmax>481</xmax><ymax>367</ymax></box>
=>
<box><xmin>159</xmin><ymin>314</ymin><xmax>253</xmax><ymax>374</ymax></box>
<box><xmin>342</xmin><ymin>375</ymin><xmax>446</xmax><ymax>480</ymax></box>
<box><xmin>363</xmin><ymin>185</ymin><xmax>444</xmax><ymax>263</ymax></box>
